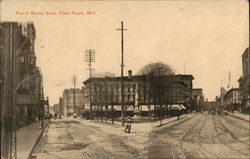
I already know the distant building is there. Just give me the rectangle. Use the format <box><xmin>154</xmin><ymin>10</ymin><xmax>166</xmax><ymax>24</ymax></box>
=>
<box><xmin>62</xmin><ymin>88</ymin><xmax>84</xmax><ymax>116</ymax></box>
<box><xmin>216</xmin><ymin>87</ymin><xmax>227</xmax><ymax>107</ymax></box>
<box><xmin>238</xmin><ymin>48</ymin><xmax>250</xmax><ymax>110</ymax></box>
<box><xmin>53</xmin><ymin>104</ymin><xmax>59</xmax><ymax>114</ymax></box>
<box><xmin>223</xmin><ymin>88</ymin><xmax>242</xmax><ymax>111</ymax></box>
<box><xmin>203</xmin><ymin>101</ymin><xmax>219</xmax><ymax>111</ymax></box>
<box><xmin>191</xmin><ymin>88</ymin><xmax>204</xmax><ymax>111</ymax></box>
<box><xmin>58</xmin><ymin>97</ymin><xmax>64</xmax><ymax>115</ymax></box>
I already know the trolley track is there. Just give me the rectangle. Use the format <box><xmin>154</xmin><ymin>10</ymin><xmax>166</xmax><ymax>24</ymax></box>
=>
<box><xmin>213</xmin><ymin>115</ymin><xmax>249</xmax><ymax>157</ymax></box>
<box><xmin>178</xmin><ymin>114</ymin><xmax>218</xmax><ymax>158</ymax></box>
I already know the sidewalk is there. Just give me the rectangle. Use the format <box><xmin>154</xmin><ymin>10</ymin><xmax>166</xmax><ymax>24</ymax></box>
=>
<box><xmin>17</xmin><ymin>121</ymin><xmax>48</xmax><ymax>159</ymax></box>
<box><xmin>226</xmin><ymin>111</ymin><xmax>250</xmax><ymax>122</ymax></box>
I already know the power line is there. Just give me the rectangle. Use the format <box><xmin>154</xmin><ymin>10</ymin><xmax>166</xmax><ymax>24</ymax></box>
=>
<box><xmin>85</xmin><ymin>49</ymin><xmax>95</xmax><ymax>78</ymax></box>
<box><xmin>116</xmin><ymin>21</ymin><xmax>127</xmax><ymax>127</ymax></box>
<box><xmin>85</xmin><ymin>49</ymin><xmax>95</xmax><ymax>120</ymax></box>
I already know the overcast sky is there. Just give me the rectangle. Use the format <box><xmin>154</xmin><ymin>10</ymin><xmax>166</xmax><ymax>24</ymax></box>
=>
<box><xmin>1</xmin><ymin>0</ymin><xmax>249</xmax><ymax>105</ymax></box>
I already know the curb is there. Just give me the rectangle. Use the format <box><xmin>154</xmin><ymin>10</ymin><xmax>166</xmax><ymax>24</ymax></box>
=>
<box><xmin>156</xmin><ymin>114</ymin><xmax>192</xmax><ymax>127</ymax></box>
<box><xmin>228</xmin><ymin>113</ymin><xmax>250</xmax><ymax>122</ymax></box>
<box><xmin>27</xmin><ymin>122</ymin><xmax>49</xmax><ymax>159</ymax></box>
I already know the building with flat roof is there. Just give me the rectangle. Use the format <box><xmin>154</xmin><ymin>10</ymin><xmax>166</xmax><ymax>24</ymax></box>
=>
<box><xmin>82</xmin><ymin>72</ymin><xmax>194</xmax><ymax>119</ymax></box>
<box><xmin>62</xmin><ymin>88</ymin><xmax>84</xmax><ymax>117</ymax></box>
<box><xmin>223</xmin><ymin>88</ymin><xmax>242</xmax><ymax>111</ymax></box>
<box><xmin>238</xmin><ymin>48</ymin><xmax>250</xmax><ymax>110</ymax></box>
<box><xmin>191</xmin><ymin>88</ymin><xmax>204</xmax><ymax>111</ymax></box>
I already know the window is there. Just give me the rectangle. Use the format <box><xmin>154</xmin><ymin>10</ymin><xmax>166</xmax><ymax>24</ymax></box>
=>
<box><xmin>20</xmin><ymin>56</ymin><xmax>25</xmax><ymax>63</ymax></box>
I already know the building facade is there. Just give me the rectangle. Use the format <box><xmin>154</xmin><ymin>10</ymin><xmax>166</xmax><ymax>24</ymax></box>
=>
<box><xmin>0</xmin><ymin>21</ymin><xmax>44</xmax><ymax>158</ymax></box>
<box><xmin>58</xmin><ymin>97</ymin><xmax>64</xmax><ymax>115</ymax></box>
<box><xmin>191</xmin><ymin>88</ymin><xmax>204</xmax><ymax>111</ymax></box>
<box><xmin>62</xmin><ymin>88</ymin><xmax>84</xmax><ymax>116</ymax></box>
<box><xmin>223</xmin><ymin>88</ymin><xmax>242</xmax><ymax>111</ymax></box>
<box><xmin>0</xmin><ymin>22</ymin><xmax>43</xmax><ymax>126</ymax></box>
<box><xmin>83</xmin><ymin>73</ymin><xmax>194</xmax><ymax>118</ymax></box>
<box><xmin>238</xmin><ymin>48</ymin><xmax>250</xmax><ymax>110</ymax></box>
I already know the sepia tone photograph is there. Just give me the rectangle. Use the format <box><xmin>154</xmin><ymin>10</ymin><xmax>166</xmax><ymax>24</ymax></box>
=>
<box><xmin>0</xmin><ymin>0</ymin><xmax>249</xmax><ymax>159</ymax></box>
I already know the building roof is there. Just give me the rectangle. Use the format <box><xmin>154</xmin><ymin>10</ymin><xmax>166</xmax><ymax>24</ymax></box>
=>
<box><xmin>242</xmin><ymin>47</ymin><xmax>249</xmax><ymax>58</ymax></box>
<box><xmin>224</xmin><ymin>88</ymin><xmax>239</xmax><ymax>97</ymax></box>
<box><xmin>83</xmin><ymin>74</ymin><xmax>194</xmax><ymax>85</ymax></box>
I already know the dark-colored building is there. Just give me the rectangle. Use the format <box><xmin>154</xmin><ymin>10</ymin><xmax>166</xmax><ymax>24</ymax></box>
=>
<box><xmin>0</xmin><ymin>22</ymin><xmax>43</xmax><ymax>126</ymax></box>
<box><xmin>238</xmin><ymin>48</ymin><xmax>250</xmax><ymax>111</ymax></box>
<box><xmin>191</xmin><ymin>88</ymin><xmax>204</xmax><ymax>111</ymax></box>
<box><xmin>83</xmin><ymin>72</ymin><xmax>194</xmax><ymax>118</ymax></box>
<box><xmin>0</xmin><ymin>21</ymin><xmax>44</xmax><ymax>158</ymax></box>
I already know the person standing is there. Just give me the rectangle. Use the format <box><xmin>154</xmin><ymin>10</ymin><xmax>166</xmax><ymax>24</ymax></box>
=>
<box><xmin>124</xmin><ymin>116</ymin><xmax>133</xmax><ymax>133</ymax></box>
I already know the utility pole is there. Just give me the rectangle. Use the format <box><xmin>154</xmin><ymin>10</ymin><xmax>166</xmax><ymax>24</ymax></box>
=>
<box><xmin>85</xmin><ymin>49</ymin><xmax>95</xmax><ymax>120</ymax></box>
<box><xmin>117</xmin><ymin>21</ymin><xmax>127</xmax><ymax>126</ymax></box>
<box><xmin>155</xmin><ymin>67</ymin><xmax>163</xmax><ymax>125</ymax></box>
<box><xmin>72</xmin><ymin>75</ymin><xmax>77</xmax><ymax>114</ymax></box>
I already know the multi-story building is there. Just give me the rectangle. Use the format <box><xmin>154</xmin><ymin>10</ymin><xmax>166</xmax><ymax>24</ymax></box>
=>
<box><xmin>57</xmin><ymin>97</ymin><xmax>64</xmax><ymax>115</ymax></box>
<box><xmin>0</xmin><ymin>22</ymin><xmax>43</xmax><ymax>126</ymax></box>
<box><xmin>223</xmin><ymin>88</ymin><xmax>242</xmax><ymax>111</ymax></box>
<box><xmin>238</xmin><ymin>48</ymin><xmax>250</xmax><ymax>110</ymax></box>
<box><xmin>83</xmin><ymin>71</ymin><xmax>194</xmax><ymax>118</ymax></box>
<box><xmin>0</xmin><ymin>21</ymin><xmax>43</xmax><ymax>158</ymax></box>
<box><xmin>191</xmin><ymin>88</ymin><xmax>204</xmax><ymax>111</ymax></box>
<box><xmin>203</xmin><ymin>101</ymin><xmax>219</xmax><ymax>111</ymax></box>
<box><xmin>62</xmin><ymin>88</ymin><xmax>84</xmax><ymax>116</ymax></box>
<box><xmin>53</xmin><ymin>104</ymin><xmax>59</xmax><ymax>114</ymax></box>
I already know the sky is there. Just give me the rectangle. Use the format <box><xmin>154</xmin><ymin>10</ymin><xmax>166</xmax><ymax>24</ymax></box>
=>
<box><xmin>0</xmin><ymin>0</ymin><xmax>249</xmax><ymax>105</ymax></box>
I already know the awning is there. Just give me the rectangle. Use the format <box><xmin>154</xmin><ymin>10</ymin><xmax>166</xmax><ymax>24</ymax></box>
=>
<box><xmin>170</xmin><ymin>104</ymin><xmax>182</xmax><ymax>110</ymax></box>
<box><xmin>180</xmin><ymin>105</ymin><xmax>186</xmax><ymax>109</ymax></box>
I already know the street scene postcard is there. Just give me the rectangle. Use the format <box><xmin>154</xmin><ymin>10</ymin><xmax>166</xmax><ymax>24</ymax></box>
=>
<box><xmin>0</xmin><ymin>0</ymin><xmax>249</xmax><ymax>159</ymax></box>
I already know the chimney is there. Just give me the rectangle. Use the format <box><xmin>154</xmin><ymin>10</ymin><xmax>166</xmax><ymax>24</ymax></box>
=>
<box><xmin>128</xmin><ymin>70</ymin><xmax>132</xmax><ymax>79</ymax></box>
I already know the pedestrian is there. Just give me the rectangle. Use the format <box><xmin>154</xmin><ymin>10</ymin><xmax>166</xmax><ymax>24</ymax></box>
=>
<box><xmin>177</xmin><ymin>110</ymin><xmax>181</xmax><ymax>120</ymax></box>
<box><xmin>73</xmin><ymin>113</ymin><xmax>76</xmax><ymax>118</ymax></box>
<box><xmin>49</xmin><ymin>113</ymin><xmax>53</xmax><ymax>123</ymax></box>
<box><xmin>124</xmin><ymin>116</ymin><xmax>132</xmax><ymax>133</ymax></box>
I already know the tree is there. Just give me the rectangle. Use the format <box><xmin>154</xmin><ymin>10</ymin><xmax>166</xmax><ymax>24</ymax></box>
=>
<box><xmin>136</xmin><ymin>62</ymin><xmax>175</xmax><ymax>76</ymax></box>
<box><xmin>137</xmin><ymin>62</ymin><xmax>175</xmax><ymax>120</ymax></box>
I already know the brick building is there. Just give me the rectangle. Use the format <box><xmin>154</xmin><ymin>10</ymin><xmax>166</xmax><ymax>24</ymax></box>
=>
<box><xmin>0</xmin><ymin>21</ymin><xmax>44</xmax><ymax>158</ymax></box>
<box><xmin>191</xmin><ymin>88</ymin><xmax>204</xmax><ymax>111</ymax></box>
<box><xmin>223</xmin><ymin>88</ymin><xmax>242</xmax><ymax>111</ymax></box>
<box><xmin>83</xmin><ymin>73</ymin><xmax>194</xmax><ymax>118</ymax></box>
<box><xmin>0</xmin><ymin>22</ymin><xmax>43</xmax><ymax>126</ymax></box>
<box><xmin>238</xmin><ymin>48</ymin><xmax>250</xmax><ymax>110</ymax></box>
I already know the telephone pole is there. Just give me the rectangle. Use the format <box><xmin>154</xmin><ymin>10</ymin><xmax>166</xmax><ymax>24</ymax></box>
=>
<box><xmin>72</xmin><ymin>75</ymin><xmax>77</xmax><ymax>114</ymax></box>
<box><xmin>117</xmin><ymin>21</ymin><xmax>127</xmax><ymax>126</ymax></box>
<box><xmin>85</xmin><ymin>49</ymin><xmax>95</xmax><ymax>120</ymax></box>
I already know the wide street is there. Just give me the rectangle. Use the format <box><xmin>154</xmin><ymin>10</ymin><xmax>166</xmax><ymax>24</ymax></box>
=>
<box><xmin>31</xmin><ymin>112</ymin><xmax>249</xmax><ymax>159</ymax></box>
